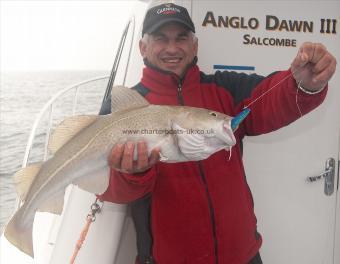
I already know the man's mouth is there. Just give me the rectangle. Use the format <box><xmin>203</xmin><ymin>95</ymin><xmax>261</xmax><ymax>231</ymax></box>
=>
<box><xmin>161</xmin><ymin>57</ymin><xmax>182</xmax><ymax>64</ymax></box>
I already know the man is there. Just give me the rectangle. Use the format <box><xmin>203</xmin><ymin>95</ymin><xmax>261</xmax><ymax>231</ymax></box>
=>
<box><xmin>98</xmin><ymin>3</ymin><xmax>336</xmax><ymax>264</ymax></box>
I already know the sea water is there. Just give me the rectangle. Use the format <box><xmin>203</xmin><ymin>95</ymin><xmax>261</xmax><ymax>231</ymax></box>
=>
<box><xmin>0</xmin><ymin>71</ymin><xmax>110</xmax><ymax>232</ymax></box>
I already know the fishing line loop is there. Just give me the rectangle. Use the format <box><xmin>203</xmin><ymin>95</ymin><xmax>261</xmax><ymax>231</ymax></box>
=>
<box><xmin>295</xmin><ymin>80</ymin><xmax>303</xmax><ymax>117</ymax></box>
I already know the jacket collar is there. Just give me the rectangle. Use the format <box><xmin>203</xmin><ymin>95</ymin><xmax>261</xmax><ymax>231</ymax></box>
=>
<box><xmin>141</xmin><ymin>57</ymin><xmax>200</xmax><ymax>96</ymax></box>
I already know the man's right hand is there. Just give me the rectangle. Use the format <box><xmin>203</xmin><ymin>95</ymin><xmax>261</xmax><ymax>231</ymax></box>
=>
<box><xmin>108</xmin><ymin>141</ymin><xmax>160</xmax><ymax>174</ymax></box>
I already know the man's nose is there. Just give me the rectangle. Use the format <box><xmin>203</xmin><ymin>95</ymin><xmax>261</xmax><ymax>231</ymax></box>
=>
<box><xmin>165</xmin><ymin>40</ymin><xmax>179</xmax><ymax>54</ymax></box>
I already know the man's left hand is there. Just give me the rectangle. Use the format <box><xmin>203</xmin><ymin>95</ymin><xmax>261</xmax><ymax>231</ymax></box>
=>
<box><xmin>291</xmin><ymin>42</ymin><xmax>337</xmax><ymax>92</ymax></box>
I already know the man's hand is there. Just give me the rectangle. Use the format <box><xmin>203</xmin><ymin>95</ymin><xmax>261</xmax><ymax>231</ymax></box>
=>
<box><xmin>291</xmin><ymin>42</ymin><xmax>336</xmax><ymax>92</ymax></box>
<box><xmin>108</xmin><ymin>141</ymin><xmax>160</xmax><ymax>174</ymax></box>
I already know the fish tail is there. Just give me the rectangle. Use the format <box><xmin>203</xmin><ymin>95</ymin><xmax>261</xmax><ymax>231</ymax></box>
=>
<box><xmin>4</xmin><ymin>207</ymin><xmax>34</xmax><ymax>257</ymax></box>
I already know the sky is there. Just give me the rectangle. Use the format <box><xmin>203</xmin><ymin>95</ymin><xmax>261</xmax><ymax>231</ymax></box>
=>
<box><xmin>0</xmin><ymin>0</ymin><xmax>139</xmax><ymax>71</ymax></box>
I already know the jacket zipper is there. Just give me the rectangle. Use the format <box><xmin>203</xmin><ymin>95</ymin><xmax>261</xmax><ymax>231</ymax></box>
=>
<box><xmin>198</xmin><ymin>162</ymin><xmax>219</xmax><ymax>264</ymax></box>
<box><xmin>176</xmin><ymin>82</ymin><xmax>218</xmax><ymax>263</ymax></box>
<box><xmin>177</xmin><ymin>81</ymin><xmax>184</xmax><ymax>105</ymax></box>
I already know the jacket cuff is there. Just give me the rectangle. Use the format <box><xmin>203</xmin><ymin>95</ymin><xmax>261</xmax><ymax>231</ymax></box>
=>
<box><xmin>120</xmin><ymin>166</ymin><xmax>156</xmax><ymax>185</ymax></box>
<box><xmin>286</xmin><ymin>71</ymin><xmax>328</xmax><ymax>116</ymax></box>
<box><xmin>288</xmin><ymin>69</ymin><xmax>328</xmax><ymax>97</ymax></box>
<box><xmin>297</xmin><ymin>81</ymin><xmax>327</xmax><ymax>95</ymax></box>
<box><xmin>96</xmin><ymin>166</ymin><xmax>157</xmax><ymax>203</ymax></box>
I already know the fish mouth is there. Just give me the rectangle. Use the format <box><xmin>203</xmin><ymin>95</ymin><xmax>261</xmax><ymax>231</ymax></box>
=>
<box><xmin>223</xmin><ymin>121</ymin><xmax>236</xmax><ymax>146</ymax></box>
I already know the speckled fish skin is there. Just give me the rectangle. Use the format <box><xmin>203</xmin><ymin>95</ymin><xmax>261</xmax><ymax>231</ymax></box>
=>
<box><xmin>4</xmin><ymin>103</ymin><xmax>236</xmax><ymax>257</ymax></box>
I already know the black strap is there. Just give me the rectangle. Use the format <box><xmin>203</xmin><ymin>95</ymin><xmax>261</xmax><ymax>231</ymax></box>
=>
<box><xmin>130</xmin><ymin>195</ymin><xmax>153</xmax><ymax>260</ymax></box>
<box><xmin>248</xmin><ymin>252</ymin><xmax>263</xmax><ymax>264</ymax></box>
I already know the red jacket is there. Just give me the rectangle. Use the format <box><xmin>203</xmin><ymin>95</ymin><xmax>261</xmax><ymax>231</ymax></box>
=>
<box><xmin>98</xmin><ymin>63</ymin><xmax>327</xmax><ymax>264</ymax></box>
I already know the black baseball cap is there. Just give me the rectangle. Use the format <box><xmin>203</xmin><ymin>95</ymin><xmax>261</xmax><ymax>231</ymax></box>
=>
<box><xmin>142</xmin><ymin>3</ymin><xmax>195</xmax><ymax>36</ymax></box>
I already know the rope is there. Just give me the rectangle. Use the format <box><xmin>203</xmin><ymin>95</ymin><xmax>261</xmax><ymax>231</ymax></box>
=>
<box><xmin>69</xmin><ymin>198</ymin><xmax>102</xmax><ymax>264</ymax></box>
<box><xmin>70</xmin><ymin>216</ymin><xmax>93</xmax><ymax>264</ymax></box>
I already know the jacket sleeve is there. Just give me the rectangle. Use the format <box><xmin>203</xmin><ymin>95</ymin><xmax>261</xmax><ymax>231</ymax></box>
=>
<box><xmin>239</xmin><ymin>69</ymin><xmax>327</xmax><ymax>136</ymax></box>
<box><xmin>97</xmin><ymin>167</ymin><xmax>157</xmax><ymax>203</ymax></box>
<box><xmin>210</xmin><ymin>69</ymin><xmax>327</xmax><ymax>137</ymax></box>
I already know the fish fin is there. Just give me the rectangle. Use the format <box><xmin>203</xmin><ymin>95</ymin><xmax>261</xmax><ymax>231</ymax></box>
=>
<box><xmin>48</xmin><ymin>115</ymin><xmax>98</xmax><ymax>154</ymax></box>
<box><xmin>4</xmin><ymin>207</ymin><xmax>34</xmax><ymax>257</ymax></box>
<box><xmin>38</xmin><ymin>191</ymin><xmax>65</xmax><ymax>215</ymax></box>
<box><xmin>111</xmin><ymin>86</ymin><xmax>149</xmax><ymax>113</ymax></box>
<box><xmin>13</xmin><ymin>163</ymin><xmax>43</xmax><ymax>202</ymax></box>
<box><xmin>172</xmin><ymin>122</ymin><xmax>208</xmax><ymax>160</ymax></box>
<box><xmin>74</xmin><ymin>166</ymin><xmax>110</xmax><ymax>194</ymax></box>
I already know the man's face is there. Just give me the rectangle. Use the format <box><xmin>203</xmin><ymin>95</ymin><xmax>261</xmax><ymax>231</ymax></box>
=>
<box><xmin>139</xmin><ymin>23</ymin><xmax>198</xmax><ymax>77</ymax></box>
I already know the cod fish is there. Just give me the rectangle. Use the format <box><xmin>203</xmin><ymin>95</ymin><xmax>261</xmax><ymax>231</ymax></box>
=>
<box><xmin>4</xmin><ymin>85</ymin><xmax>241</xmax><ymax>257</ymax></box>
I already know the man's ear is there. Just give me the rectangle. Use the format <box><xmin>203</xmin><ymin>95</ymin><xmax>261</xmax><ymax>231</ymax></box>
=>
<box><xmin>139</xmin><ymin>40</ymin><xmax>147</xmax><ymax>58</ymax></box>
<box><xmin>193</xmin><ymin>38</ymin><xmax>198</xmax><ymax>56</ymax></box>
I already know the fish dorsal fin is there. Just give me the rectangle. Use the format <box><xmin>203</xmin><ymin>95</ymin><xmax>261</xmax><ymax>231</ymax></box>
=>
<box><xmin>111</xmin><ymin>86</ymin><xmax>149</xmax><ymax>113</ymax></box>
<box><xmin>13</xmin><ymin>163</ymin><xmax>43</xmax><ymax>202</ymax></box>
<box><xmin>38</xmin><ymin>190</ymin><xmax>65</xmax><ymax>215</ymax></box>
<box><xmin>48</xmin><ymin>115</ymin><xmax>98</xmax><ymax>154</ymax></box>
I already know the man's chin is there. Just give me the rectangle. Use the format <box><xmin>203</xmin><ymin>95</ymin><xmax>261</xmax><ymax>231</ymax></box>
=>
<box><xmin>162</xmin><ymin>66</ymin><xmax>183</xmax><ymax>76</ymax></box>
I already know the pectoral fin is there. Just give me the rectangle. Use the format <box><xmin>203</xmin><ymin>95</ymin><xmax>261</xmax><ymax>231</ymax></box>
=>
<box><xmin>48</xmin><ymin>115</ymin><xmax>98</xmax><ymax>154</ymax></box>
<box><xmin>172</xmin><ymin>122</ymin><xmax>206</xmax><ymax>160</ymax></box>
<box><xmin>73</xmin><ymin>166</ymin><xmax>110</xmax><ymax>195</ymax></box>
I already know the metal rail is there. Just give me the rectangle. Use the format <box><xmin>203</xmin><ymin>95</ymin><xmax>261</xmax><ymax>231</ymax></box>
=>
<box><xmin>23</xmin><ymin>16</ymin><xmax>136</xmax><ymax>167</ymax></box>
<box><xmin>22</xmin><ymin>75</ymin><xmax>109</xmax><ymax>168</ymax></box>
<box><xmin>101</xmin><ymin>16</ymin><xmax>135</xmax><ymax>105</ymax></box>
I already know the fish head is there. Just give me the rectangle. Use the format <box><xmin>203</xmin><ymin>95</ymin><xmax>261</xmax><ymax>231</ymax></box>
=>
<box><xmin>171</xmin><ymin>108</ymin><xmax>236</xmax><ymax>160</ymax></box>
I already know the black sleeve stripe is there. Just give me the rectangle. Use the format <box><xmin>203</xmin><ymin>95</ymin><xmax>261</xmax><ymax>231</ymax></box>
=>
<box><xmin>200</xmin><ymin>71</ymin><xmax>269</xmax><ymax>106</ymax></box>
<box><xmin>132</xmin><ymin>82</ymin><xmax>150</xmax><ymax>97</ymax></box>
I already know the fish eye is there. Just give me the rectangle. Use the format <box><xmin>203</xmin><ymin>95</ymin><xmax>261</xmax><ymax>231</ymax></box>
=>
<box><xmin>209</xmin><ymin>112</ymin><xmax>217</xmax><ymax>117</ymax></box>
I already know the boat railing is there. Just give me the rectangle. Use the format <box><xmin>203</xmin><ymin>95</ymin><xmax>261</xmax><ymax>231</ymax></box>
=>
<box><xmin>22</xmin><ymin>76</ymin><xmax>110</xmax><ymax>168</ymax></box>
<box><xmin>22</xmin><ymin>14</ymin><xmax>135</xmax><ymax>168</ymax></box>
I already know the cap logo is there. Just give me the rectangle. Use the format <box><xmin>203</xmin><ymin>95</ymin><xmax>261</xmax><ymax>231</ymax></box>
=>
<box><xmin>156</xmin><ymin>6</ymin><xmax>181</xmax><ymax>15</ymax></box>
<box><xmin>142</xmin><ymin>4</ymin><xmax>194</xmax><ymax>36</ymax></box>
